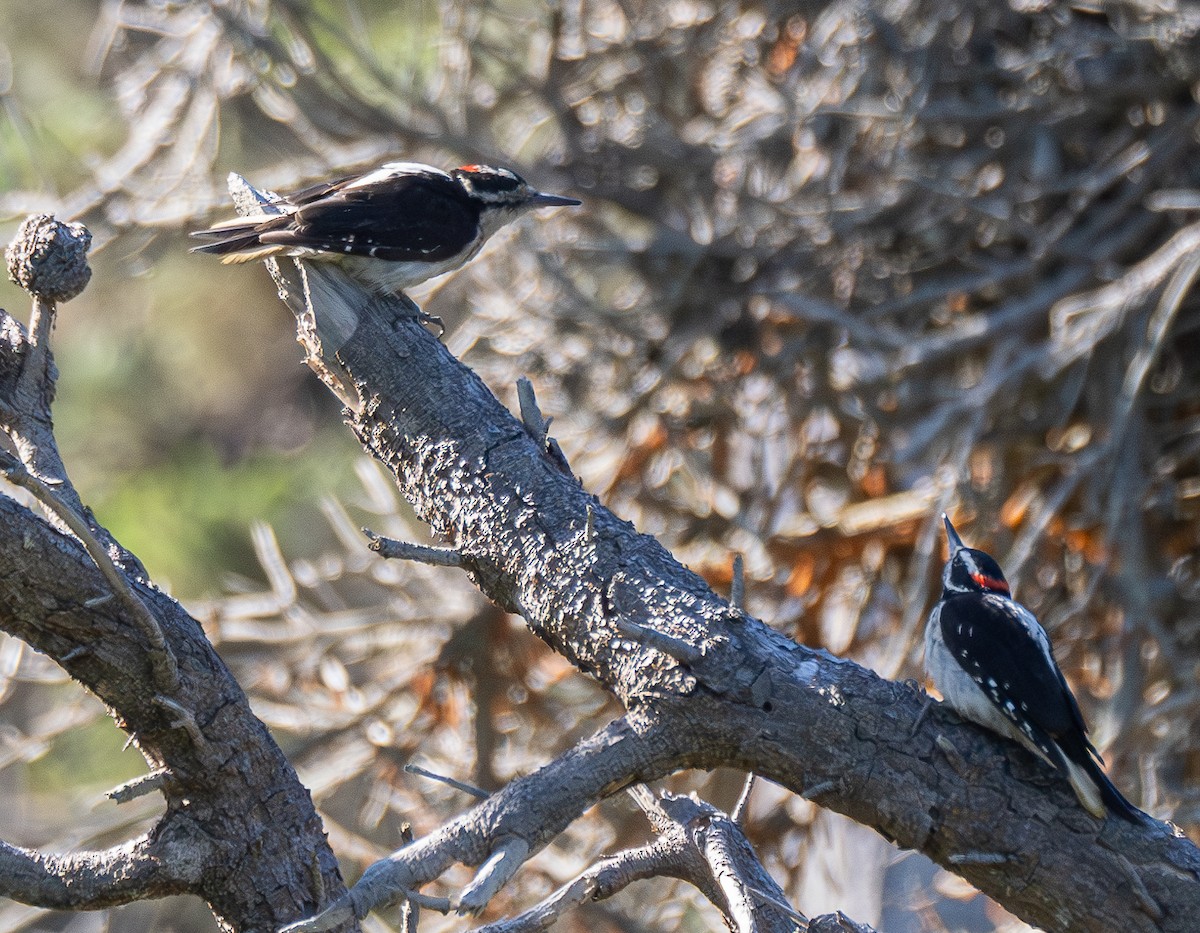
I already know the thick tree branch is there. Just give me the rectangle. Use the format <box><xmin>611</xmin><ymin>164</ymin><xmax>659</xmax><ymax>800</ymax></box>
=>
<box><xmin>0</xmin><ymin>216</ymin><xmax>357</xmax><ymax>933</ymax></box>
<box><xmin>257</xmin><ymin>228</ymin><xmax>1200</xmax><ymax>932</ymax></box>
<box><xmin>0</xmin><ymin>449</ymin><xmax>180</xmax><ymax>692</ymax></box>
<box><xmin>0</xmin><ymin>826</ymin><xmax>202</xmax><ymax>911</ymax></box>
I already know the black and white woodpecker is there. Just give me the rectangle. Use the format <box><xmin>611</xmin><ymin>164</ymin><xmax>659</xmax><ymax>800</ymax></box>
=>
<box><xmin>925</xmin><ymin>514</ymin><xmax>1143</xmax><ymax>822</ymax></box>
<box><xmin>190</xmin><ymin>162</ymin><xmax>581</xmax><ymax>294</ymax></box>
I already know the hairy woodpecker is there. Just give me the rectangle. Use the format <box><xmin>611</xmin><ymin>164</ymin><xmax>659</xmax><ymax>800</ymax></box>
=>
<box><xmin>190</xmin><ymin>162</ymin><xmax>580</xmax><ymax>294</ymax></box>
<box><xmin>925</xmin><ymin>514</ymin><xmax>1143</xmax><ymax>822</ymax></box>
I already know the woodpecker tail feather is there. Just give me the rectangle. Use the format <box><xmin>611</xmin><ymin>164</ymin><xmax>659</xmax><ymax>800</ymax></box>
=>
<box><xmin>190</xmin><ymin>221</ymin><xmax>259</xmax><ymax>252</ymax></box>
<box><xmin>1057</xmin><ymin>746</ymin><xmax>1146</xmax><ymax>823</ymax></box>
<box><xmin>1060</xmin><ymin>755</ymin><xmax>1106</xmax><ymax>819</ymax></box>
<box><xmin>190</xmin><ymin>214</ymin><xmax>291</xmax><ymax>262</ymax></box>
<box><xmin>1084</xmin><ymin>754</ymin><xmax>1147</xmax><ymax>823</ymax></box>
<box><xmin>191</xmin><ymin>237</ymin><xmax>279</xmax><ymax>264</ymax></box>
<box><xmin>216</xmin><ymin>244</ymin><xmax>287</xmax><ymax>264</ymax></box>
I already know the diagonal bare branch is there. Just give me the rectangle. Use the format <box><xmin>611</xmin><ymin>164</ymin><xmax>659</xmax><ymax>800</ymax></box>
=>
<box><xmin>253</xmin><ymin>234</ymin><xmax>1200</xmax><ymax>933</ymax></box>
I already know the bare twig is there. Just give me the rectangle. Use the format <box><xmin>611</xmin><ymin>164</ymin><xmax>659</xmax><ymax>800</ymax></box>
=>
<box><xmin>458</xmin><ymin>838</ymin><xmax>531</xmax><ymax>915</ymax></box>
<box><xmin>731</xmin><ymin>774</ymin><xmax>756</xmax><ymax>824</ymax></box>
<box><xmin>106</xmin><ymin>769</ymin><xmax>168</xmax><ymax>804</ymax></box>
<box><xmin>13</xmin><ymin>296</ymin><xmax>55</xmax><ymax>417</ymax></box>
<box><xmin>404</xmin><ymin>764</ymin><xmax>489</xmax><ymax>800</ymax></box>
<box><xmin>153</xmin><ymin>696</ymin><xmax>207</xmax><ymax>749</ymax></box>
<box><xmin>948</xmin><ymin>852</ymin><xmax>1013</xmax><ymax>866</ymax></box>
<box><xmin>516</xmin><ymin>377</ymin><xmax>551</xmax><ymax>447</ymax></box>
<box><xmin>364</xmin><ymin>529</ymin><xmax>465</xmax><ymax>567</ymax></box>
<box><xmin>614</xmin><ymin>618</ymin><xmax>702</xmax><ymax>666</ymax></box>
<box><xmin>627</xmin><ymin>784</ymin><xmax>671</xmax><ymax>830</ymax></box>
<box><xmin>402</xmin><ymin>891</ymin><xmax>453</xmax><ymax>912</ymax></box>
<box><xmin>730</xmin><ymin>553</ymin><xmax>745</xmax><ymax>612</ymax></box>
<box><xmin>0</xmin><ymin>451</ymin><xmax>180</xmax><ymax>693</ymax></box>
<box><xmin>515</xmin><ymin>377</ymin><xmax>572</xmax><ymax>475</ymax></box>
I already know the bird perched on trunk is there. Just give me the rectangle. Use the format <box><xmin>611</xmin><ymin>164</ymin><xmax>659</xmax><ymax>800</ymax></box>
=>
<box><xmin>190</xmin><ymin>162</ymin><xmax>580</xmax><ymax>295</ymax></box>
<box><xmin>924</xmin><ymin>514</ymin><xmax>1143</xmax><ymax>822</ymax></box>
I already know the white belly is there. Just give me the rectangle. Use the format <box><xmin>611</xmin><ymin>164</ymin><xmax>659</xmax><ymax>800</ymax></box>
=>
<box><xmin>341</xmin><ymin>250</ymin><xmax>479</xmax><ymax>294</ymax></box>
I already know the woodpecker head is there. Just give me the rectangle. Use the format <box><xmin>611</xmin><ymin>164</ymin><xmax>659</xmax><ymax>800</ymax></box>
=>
<box><xmin>940</xmin><ymin>514</ymin><xmax>1011</xmax><ymax>597</ymax></box>
<box><xmin>450</xmin><ymin>165</ymin><xmax>581</xmax><ymax>213</ymax></box>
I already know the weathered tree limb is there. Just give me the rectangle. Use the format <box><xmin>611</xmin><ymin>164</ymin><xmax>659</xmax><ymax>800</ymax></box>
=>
<box><xmin>257</xmin><ymin>225</ymin><xmax>1200</xmax><ymax>931</ymax></box>
<box><xmin>281</xmin><ymin>716</ymin><xmax>676</xmax><ymax>931</ymax></box>
<box><xmin>0</xmin><ymin>217</ymin><xmax>356</xmax><ymax>933</ymax></box>
<box><xmin>472</xmin><ymin>784</ymin><xmax>812</xmax><ymax>933</ymax></box>
<box><xmin>0</xmin><ymin>829</ymin><xmax>199</xmax><ymax>910</ymax></box>
<box><xmin>0</xmin><ymin>216</ymin><xmax>144</xmax><ymax>576</ymax></box>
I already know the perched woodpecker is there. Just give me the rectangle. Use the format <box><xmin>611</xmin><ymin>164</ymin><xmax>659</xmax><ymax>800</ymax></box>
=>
<box><xmin>190</xmin><ymin>162</ymin><xmax>580</xmax><ymax>294</ymax></box>
<box><xmin>925</xmin><ymin>514</ymin><xmax>1143</xmax><ymax>822</ymax></box>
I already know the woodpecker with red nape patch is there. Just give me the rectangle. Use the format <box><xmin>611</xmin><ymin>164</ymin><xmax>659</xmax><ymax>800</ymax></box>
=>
<box><xmin>925</xmin><ymin>514</ymin><xmax>1143</xmax><ymax>822</ymax></box>
<box><xmin>190</xmin><ymin>162</ymin><xmax>580</xmax><ymax>295</ymax></box>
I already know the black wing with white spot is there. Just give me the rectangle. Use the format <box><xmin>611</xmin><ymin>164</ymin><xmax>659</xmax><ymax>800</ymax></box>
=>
<box><xmin>262</xmin><ymin>171</ymin><xmax>481</xmax><ymax>262</ymax></box>
<box><xmin>191</xmin><ymin>169</ymin><xmax>482</xmax><ymax>263</ymax></box>
<box><xmin>938</xmin><ymin>593</ymin><xmax>1090</xmax><ymax>754</ymax></box>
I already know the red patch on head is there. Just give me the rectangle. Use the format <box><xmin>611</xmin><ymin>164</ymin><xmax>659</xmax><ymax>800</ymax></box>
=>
<box><xmin>971</xmin><ymin>572</ymin><xmax>1010</xmax><ymax>594</ymax></box>
<box><xmin>458</xmin><ymin>164</ymin><xmax>485</xmax><ymax>173</ymax></box>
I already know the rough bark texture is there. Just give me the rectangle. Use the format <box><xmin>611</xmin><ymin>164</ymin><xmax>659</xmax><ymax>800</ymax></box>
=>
<box><xmin>0</xmin><ymin>495</ymin><xmax>354</xmax><ymax>931</ymax></box>
<box><xmin>275</xmin><ymin>257</ymin><xmax>1200</xmax><ymax>932</ymax></box>
<box><xmin>3</xmin><ymin>194</ymin><xmax>1198</xmax><ymax>929</ymax></box>
<box><xmin>0</xmin><ymin>264</ymin><xmax>355</xmax><ymax>933</ymax></box>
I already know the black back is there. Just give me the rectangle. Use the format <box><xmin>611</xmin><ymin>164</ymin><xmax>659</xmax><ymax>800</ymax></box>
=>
<box><xmin>939</xmin><ymin>593</ymin><xmax>1092</xmax><ymax>752</ymax></box>
<box><xmin>256</xmin><ymin>171</ymin><xmax>482</xmax><ymax>262</ymax></box>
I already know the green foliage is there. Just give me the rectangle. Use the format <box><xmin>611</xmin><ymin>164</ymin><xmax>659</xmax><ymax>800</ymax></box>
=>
<box><xmin>27</xmin><ymin>705</ymin><xmax>144</xmax><ymax>798</ymax></box>
<box><xmin>88</xmin><ymin>431</ymin><xmax>362</xmax><ymax>597</ymax></box>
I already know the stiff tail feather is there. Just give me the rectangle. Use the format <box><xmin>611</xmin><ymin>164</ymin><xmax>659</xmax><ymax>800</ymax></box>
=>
<box><xmin>1059</xmin><ymin>748</ymin><xmax>1146</xmax><ymax>823</ymax></box>
<box><xmin>190</xmin><ymin>213</ymin><xmax>290</xmax><ymax>261</ymax></box>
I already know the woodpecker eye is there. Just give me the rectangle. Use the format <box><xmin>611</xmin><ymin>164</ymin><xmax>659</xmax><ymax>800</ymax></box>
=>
<box><xmin>970</xmin><ymin>571</ymin><xmax>1009</xmax><ymax>593</ymax></box>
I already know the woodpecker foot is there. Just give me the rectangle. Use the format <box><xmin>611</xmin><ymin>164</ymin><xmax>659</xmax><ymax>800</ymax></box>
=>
<box><xmin>935</xmin><ymin>733</ymin><xmax>975</xmax><ymax>778</ymax></box>
<box><xmin>910</xmin><ymin>694</ymin><xmax>934</xmax><ymax>739</ymax></box>
<box><xmin>417</xmin><ymin>309</ymin><xmax>445</xmax><ymax>336</ymax></box>
<box><xmin>387</xmin><ymin>303</ymin><xmax>445</xmax><ymax>336</ymax></box>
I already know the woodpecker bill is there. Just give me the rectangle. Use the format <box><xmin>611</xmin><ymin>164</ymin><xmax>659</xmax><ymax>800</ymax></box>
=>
<box><xmin>924</xmin><ymin>515</ymin><xmax>1143</xmax><ymax>822</ymax></box>
<box><xmin>190</xmin><ymin>162</ymin><xmax>580</xmax><ymax>294</ymax></box>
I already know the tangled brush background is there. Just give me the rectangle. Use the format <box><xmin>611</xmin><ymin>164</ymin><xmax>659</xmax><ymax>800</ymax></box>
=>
<box><xmin>1</xmin><ymin>0</ymin><xmax>1199</xmax><ymax>929</ymax></box>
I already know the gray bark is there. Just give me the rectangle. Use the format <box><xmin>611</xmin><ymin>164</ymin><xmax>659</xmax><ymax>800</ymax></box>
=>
<box><xmin>272</xmin><ymin>251</ymin><xmax>1200</xmax><ymax>932</ymax></box>
<box><xmin>0</xmin><ymin>215</ymin><xmax>355</xmax><ymax>932</ymax></box>
<box><xmin>1</xmin><ymin>202</ymin><xmax>1197</xmax><ymax>932</ymax></box>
